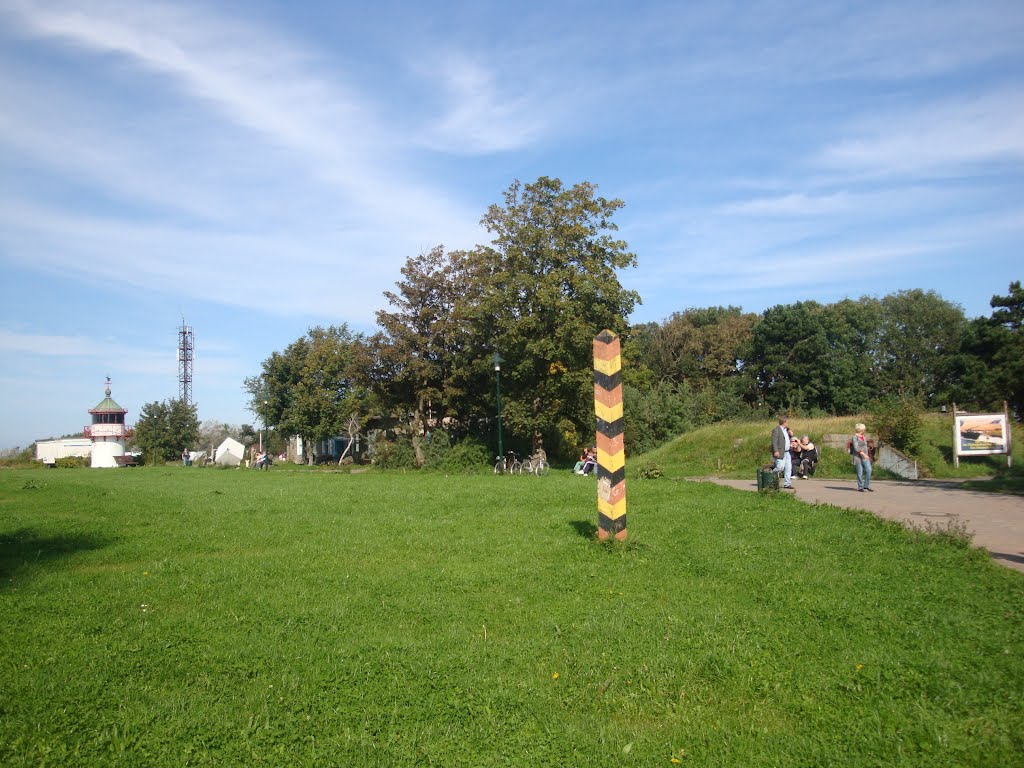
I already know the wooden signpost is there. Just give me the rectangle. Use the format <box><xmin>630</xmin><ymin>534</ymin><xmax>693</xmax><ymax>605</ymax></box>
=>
<box><xmin>593</xmin><ymin>330</ymin><xmax>627</xmax><ymax>540</ymax></box>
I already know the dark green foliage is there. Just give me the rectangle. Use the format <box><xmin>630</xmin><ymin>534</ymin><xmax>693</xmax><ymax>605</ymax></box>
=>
<box><xmin>623</xmin><ymin>382</ymin><xmax>693</xmax><ymax>455</ymax></box>
<box><xmin>370</xmin><ymin>436</ymin><xmax>418</xmax><ymax>469</ymax></box>
<box><xmin>246</xmin><ymin>325</ymin><xmax>375</xmax><ymax>464</ymax></box>
<box><xmin>875</xmin><ymin>289</ymin><xmax>965</xmax><ymax>405</ymax></box>
<box><xmin>132</xmin><ymin>398</ymin><xmax>199</xmax><ymax>463</ymax></box>
<box><xmin>470</xmin><ymin>177</ymin><xmax>640</xmax><ymax>456</ymax></box>
<box><xmin>632</xmin><ymin>460</ymin><xmax>663</xmax><ymax>479</ymax></box>
<box><xmin>870</xmin><ymin>395</ymin><xmax>925</xmax><ymax>456</ymax></box>
<box><xmin>417</xmin><ymin>430</ymin><xmax>491</xmax><ymax>473</ymax></box>
<box><xmin>976</xmin><ymin>281</ymin><xmax>1023</xmax><ymax>418</ymax></box>
<box><xmin>439</xmin><ymin>437</ymin><xmax>492</xmax><ymax>473</ymax></box>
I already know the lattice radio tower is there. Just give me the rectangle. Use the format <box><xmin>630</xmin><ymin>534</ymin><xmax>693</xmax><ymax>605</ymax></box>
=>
<box><xmin>177</xmin><ymin>319</ymin><xmax>194</xmax><ymax>405</ymax></box>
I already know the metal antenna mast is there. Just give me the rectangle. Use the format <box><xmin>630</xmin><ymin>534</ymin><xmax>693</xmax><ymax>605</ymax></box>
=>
<box><xmin>177</xmin><ymin>319</ymin><xmax>194</xmax><ymax>405</ymax></box>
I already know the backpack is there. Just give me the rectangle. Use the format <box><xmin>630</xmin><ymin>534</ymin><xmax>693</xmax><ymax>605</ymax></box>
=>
<box><xmin>847</xmin><ymin>437</ymin><xmax>856</xmax><ymax>455</ymax></box>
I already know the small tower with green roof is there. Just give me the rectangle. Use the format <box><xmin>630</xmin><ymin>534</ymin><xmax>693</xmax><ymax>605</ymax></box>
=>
<box><xmin>85</xmin><ymin>378</ymin><xmax>130</xmax><ymax>468</ymax></box>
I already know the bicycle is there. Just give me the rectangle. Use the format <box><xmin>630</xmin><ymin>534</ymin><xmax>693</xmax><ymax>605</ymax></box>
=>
<box><xmin>494</xmin><ymin>451</ymin><xmax>522</xmax><ymax>475</ymax></box>
<box><xmin>520</xmin><ymin>451</ymin><xmax>550</xmax><ymax>476</ymax></box>
<box><xmin>521</xmin><ymin>456</ymin><xmax>550</xmax><ymax>476</ymax></box>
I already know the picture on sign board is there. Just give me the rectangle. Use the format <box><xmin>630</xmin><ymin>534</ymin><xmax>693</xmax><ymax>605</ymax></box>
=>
<box><xmin>955</xmin><ymin>414</ymin><xmax>1008</xmax><ymax>456</ymax></box>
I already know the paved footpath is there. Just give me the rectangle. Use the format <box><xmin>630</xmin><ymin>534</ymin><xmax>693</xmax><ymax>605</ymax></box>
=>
<box><xmin>699</xmin><ymin>476</ymin><xmax>1024</xmax><ymax>573</ymax></box>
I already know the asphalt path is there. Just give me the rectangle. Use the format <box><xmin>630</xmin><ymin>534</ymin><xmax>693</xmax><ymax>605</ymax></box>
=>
<box><xmin>699</xmin><ymin>476</ymin><xmax>1024</xmax><ymax>573</ymax></box>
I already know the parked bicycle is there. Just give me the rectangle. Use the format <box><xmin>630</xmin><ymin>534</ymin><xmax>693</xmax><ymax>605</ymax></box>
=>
<box><xmin>494</xmin><ymin>450</ymin><xmax>523</xmax><ymax>475</ymax></box>
<box><xmin>520</xmin><ymin>454</ymin><xmax>550</xmax><ymax>476</ymax></box>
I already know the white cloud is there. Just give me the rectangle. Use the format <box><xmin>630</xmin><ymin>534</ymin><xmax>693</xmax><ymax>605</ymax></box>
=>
<box><xmin>0</xmin><ymin>327</ymin><xmax>172</xmax><ymax>374</ymax></box>
<box><xmin>719</xmin><ymin>192</ymin><xmax>852</xmax><ymax>217</ymax></box>
<box><xmin>416</xmin><ymin>53</ymin><xmax>546</xmax><ymax>154</ymax></box>
<box><xmin>0</xmin><ymin>0</ymin><xmax>494</xmax><ymax>324</ymax></box>
<box><xmin>818</xmin><ymin>90</ymin><xmax>1024</xmax><ymax>176</ymax></box>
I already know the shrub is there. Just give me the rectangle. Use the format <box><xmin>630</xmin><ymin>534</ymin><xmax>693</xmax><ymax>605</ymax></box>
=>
<box><xmin>440</xmin><ymin>438</ymin><xmax>491</xmax><ymax>473</ymax></box>
<box><xmin>633</xmin><ymin>461</ymin><xmax>663</xmax><ymax>479</ymax></box>
<box><xmin>421</xmin><ymin>429</ymin><xmax>452</xmax><ymax>469</ymax></box>
<box><xmin>372</xmin><ymin>438</ymin><xmax>418</xmax><ymax>470</ymax></box>
<box><xmin>870</xmin><ymin>395</ymin><xmax>924</xmax><ymax>456</ymax></box>
<box><xmin>54</xmin><ymin>456</ymin><xmax>89</xmax><ymax>468</ymax></box>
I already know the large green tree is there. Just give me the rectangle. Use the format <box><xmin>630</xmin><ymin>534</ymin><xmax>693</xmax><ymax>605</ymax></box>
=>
<box><xmin>749</xmin><ymin>301</ymin><xmax>831</xmax><ymax>412</ymax></box>
<box><xmin>643</xmin><ymin>306</ymin><xmax>757</xmax><ymax>387</ymax></box>
<box><xmin>953</xmin><ymin>281</ymin><xmax>1024</xmax><ymax>418</ymax></box>
<box><xmin>875</xmin><ymin>289</ymin><xmax>967</xmax><ymax>405</ymax></box>
<box><xmin>989</xmin><ymin>280</ymin><xmax>1024</xmax><ymax>418</ymax></box>
<box><xmin>133</xmin><ymin>398</ymin><xmax>199</xmax><ymax>463</ymax></box>
<box><xmin>468</xmin><ymin>177</ymin><xmax>640</xmax><ymax>454</ymax></box>
<box><xmin>246</xmin><ymin>326</ymin><xmax>373</xmax><ymax>463</ymax></box>
<box><xmin>369</xmin><ymin>245</ymin><xmax>481</xmax><ymax>434</ymax></box>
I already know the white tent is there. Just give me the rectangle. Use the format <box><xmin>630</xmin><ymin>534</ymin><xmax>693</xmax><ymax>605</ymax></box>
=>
<box><xmin>214</xmin><ymin>437</ymin><xmax>245</xmax><ymax>466</ymax></box>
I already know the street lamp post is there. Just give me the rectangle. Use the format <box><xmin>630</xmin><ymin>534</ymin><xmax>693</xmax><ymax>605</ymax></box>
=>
<box><xmin>491</xmin><ymin>352</ymin><xmax>505</xmax><ymax>463</ymax></box>
<box><xmin>262</xmin><ymin>399</ymin><xmax>268</xmax><ymax>454</ymax></box>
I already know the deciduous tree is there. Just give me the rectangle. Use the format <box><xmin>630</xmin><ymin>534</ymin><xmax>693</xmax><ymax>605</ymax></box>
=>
<box><xmin>468</xmin><ymin>177</ymin><xmax>640</xmax><ymax>454</ymax></box>
<box><xmin>246</xmin><ymin>326</ymin><xmax>373</xmax><ymax>463</ymax></box>
<box><xmin>133</xmin><ymin>399</ymin><xmax>199</xmax><ymax>463</ymax></box>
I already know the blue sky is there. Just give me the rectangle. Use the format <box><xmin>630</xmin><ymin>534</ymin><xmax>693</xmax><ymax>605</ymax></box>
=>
<box><xmin>1</xmin><ymin>0</ymin><xmax>1022</xmax><ymax>449</ymax></box>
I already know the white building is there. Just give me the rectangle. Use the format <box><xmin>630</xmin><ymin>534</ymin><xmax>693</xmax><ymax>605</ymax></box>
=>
<box><xmin>35</xmin><ymin>437</ymin><xmax>92</xmax><ymax>465</ymax></box>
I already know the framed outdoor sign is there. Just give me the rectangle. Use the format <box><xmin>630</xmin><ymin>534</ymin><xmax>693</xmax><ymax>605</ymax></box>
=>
<box><xmin>954</xmin><ymin>414</ymin><xmax>1009</xmax><ymax>456</ymax></box>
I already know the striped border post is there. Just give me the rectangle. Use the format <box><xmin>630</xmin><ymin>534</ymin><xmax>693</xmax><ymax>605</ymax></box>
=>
<box><xmin>593</xmin><ymin>329</ymin><xmax>626</xmax><ymax>541</ymax></box>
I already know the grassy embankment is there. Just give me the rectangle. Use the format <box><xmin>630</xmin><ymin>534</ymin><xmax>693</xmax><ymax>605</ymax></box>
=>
<box><xmin>2</xmin><ymin>466</ymin><xmax>1022</xmax><ymax>766</ymax></box>
<box><xmin>639</xmin><ymin>413</ymin><xmax>1022</xmax><ymax>486</ymax></box>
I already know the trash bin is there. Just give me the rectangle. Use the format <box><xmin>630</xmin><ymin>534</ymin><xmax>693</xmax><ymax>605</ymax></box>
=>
<box><xmin>757</xmin><ymin>467</ymin><xmax>778</xmax><ymax>491</ymax></box>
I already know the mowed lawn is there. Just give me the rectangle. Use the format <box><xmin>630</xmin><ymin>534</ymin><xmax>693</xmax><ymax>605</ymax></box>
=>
<box><xmin>1</xmin><ymin>468</ymin><xmax>1022</xmax><ymax>767</ymax></box>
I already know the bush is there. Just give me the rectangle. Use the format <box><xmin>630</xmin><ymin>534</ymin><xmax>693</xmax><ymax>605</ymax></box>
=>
<box><xmin>870</xmin><ymin>395</ymin><xmax>924</xmax><ymax>455</ymax></box>
<box><xmin>372</xmin><ymin>438</ymin><xmax>418</xmax><ymax>470</ymax></box>
<box><xmin>421</xmin><ymin>429</ymin><xmax>452</xmax><ymax>469</ymax></box>
<box><xmin>633</xmin><ymin>461</ymin><xmax>663</xmax><ymax>479</ymax></box>
<box><xmin>440</xmin><ymin>438</ymin><xmax>491</xmax><ymax>473</ymax></box>
<box><xmin>54</xmin><ymin>456</ymin><xmax>89</xmax><ymax>468</ymax></box>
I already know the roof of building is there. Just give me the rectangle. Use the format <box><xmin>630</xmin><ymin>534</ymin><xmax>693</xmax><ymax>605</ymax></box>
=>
<box><xmin>89</xmin><ymin>385</ymin><xmax>127</xmax><ymax>414</ymax></box>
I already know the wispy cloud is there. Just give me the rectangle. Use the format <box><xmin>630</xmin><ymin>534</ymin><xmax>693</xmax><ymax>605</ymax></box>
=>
<box><xmin>0</xmin><ymin>0</ymin><xmax>496</xmax><ymax>324</ymax></box>
<box><xmin>415</xmin><ymin>53</ymin><xmax>546</xmax><ymax>154</ymax></box>
<box><xmin>719</xmin><ymin>192</ymin><xmax>852</xmax><ymax>217</ymax></box>
<box><xmin>818</xmin><ymin>89</ymin><xmax>1024</xmax><ymax>177</ymax></box>
<box><xmin>0</xmin><ymin>327</ymin><xmax>172</xmax><ymax>374</ymax></box>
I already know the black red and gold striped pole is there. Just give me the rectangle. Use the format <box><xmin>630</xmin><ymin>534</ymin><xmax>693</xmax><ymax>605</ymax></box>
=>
<box><xmin>593</xmin><ymin>329</ymin><xmax>626</xmax><ymax>541</ymax></box>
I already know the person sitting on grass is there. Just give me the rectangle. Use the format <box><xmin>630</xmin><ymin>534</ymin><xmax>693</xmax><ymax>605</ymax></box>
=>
<box><xmin>573</xmin><ymin>448</ymin><xmax>588</xmax><ymax>475</ymax></box>
<box><xmin>579</xmin><ymin>448</ymin><xmax>597</xmax><ymax>476</ymax></box>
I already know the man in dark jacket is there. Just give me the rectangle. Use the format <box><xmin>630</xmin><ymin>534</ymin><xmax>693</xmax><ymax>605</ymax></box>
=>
<box><xmin>771</xmin><ymin>417</ymin><xmax>794</xmax><ymax>489</ymax></box>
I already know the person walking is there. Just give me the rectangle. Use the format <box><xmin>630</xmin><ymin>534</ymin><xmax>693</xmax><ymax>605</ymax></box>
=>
<box><xmin>851</xmin><ymin>423</ymin><xmax>873</xmax><ymax>492</ymax></box>
<box><xmin>771</xmin><ymin>417</ymin><xmax>794</xmax><ymax>489</ymax></box>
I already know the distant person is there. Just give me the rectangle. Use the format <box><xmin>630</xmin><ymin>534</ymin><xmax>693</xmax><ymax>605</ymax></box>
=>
<box><xmin>789</xmin><ymin>435</ymin><xmax>803</xmax><ymax>474</ymax></box>
<box><xmin>851</xmin><ymin>423</ymin><xmax>873</xmax><ymax>492</ymax></box>
<box><xmin>573</xmin><ymin>448</ymin><xmax>587</xmax><ymax>475</ymax></box>
<box><xmin>771</xmin><ymin>417</ymin><xmax>794</xmax><ymax>489</ymax></box>
<box><xmin>797</xmin><ymin>435</ymin><xmax>818</xmax><ymax>478</ymax></box>
<box><xmin>580</xmin><ymin>447</ymin><xmax>597</xmax><ymax>476</ymax></box>
<box><xmin>181</xmin><ymin>448</ymin><xmax>189</xmax><ymax>467</ymax></box>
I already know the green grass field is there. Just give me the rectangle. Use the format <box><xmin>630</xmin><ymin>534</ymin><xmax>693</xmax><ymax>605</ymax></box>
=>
<box><xmin>2</xmin><ymin>467</ymin><xmax>1023</xmax><ymax>766</ymax></box>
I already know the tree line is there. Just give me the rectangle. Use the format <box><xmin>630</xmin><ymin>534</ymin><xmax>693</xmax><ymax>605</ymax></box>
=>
<box><xmin>623</xmin><ymin>283</ymin><xmax>1023</xmax><ymax>454</ymax></box>
<box><xmin>235</xmin><ymin>176</ymin><xmax>1021</xmax><ymax>465</ymax></box>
